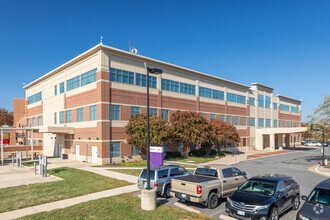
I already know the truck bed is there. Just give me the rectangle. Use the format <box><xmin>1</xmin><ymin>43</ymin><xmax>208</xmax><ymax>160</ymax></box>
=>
<box><xmin>173</xmin><ymin>174</ymin><xmax>217</xmax><ymax>183</ymax></box>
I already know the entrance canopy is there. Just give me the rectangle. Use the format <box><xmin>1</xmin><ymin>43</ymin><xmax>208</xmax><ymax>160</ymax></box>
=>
<box><xmin>38</xmin><ymin>126</ymin><xmax>75</xmax><ymax>134</ymax></box>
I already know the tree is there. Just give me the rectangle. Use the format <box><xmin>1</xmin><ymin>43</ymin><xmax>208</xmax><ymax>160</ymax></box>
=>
<box><xmin>125</xmin><ymin>114</ymin><xmax>170</xmax><ymax>154</ymax></box>
<box><xmin>211</xmin><ymin>119</ymin><xmax>240</xmax><ymax>152</ymax></box>
<box><xmin>0</xmin><ymin>108</ymin><xmax>14</xmax><ymax>127</ymax></box>
<box><xmin>169</xmin><ymin>111</ymin><xmax>213</xmax><ymax>157</ymax></box>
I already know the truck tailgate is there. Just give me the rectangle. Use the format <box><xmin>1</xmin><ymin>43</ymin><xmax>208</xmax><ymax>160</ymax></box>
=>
<box><xmin>172</xmin><ymin>175</ymin><xmax>217</xmax><ymax>195</ymax></box>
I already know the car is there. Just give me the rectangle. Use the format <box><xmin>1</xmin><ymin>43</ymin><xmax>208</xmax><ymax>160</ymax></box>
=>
<box><xmin>316</xmin><ymin>142</ymin><xmax>328</xmax><ymax>147</ymax></box>
<box><xmin>170</xmin><ymin>165</ymin><xmax>247</xmax><ymax>209</ymax></box>
<box><xmin>307</xmin><ymin>141</ymin><xmax>318</xmax><ymax>147</ymax></box>
<box><xmin>296</xmin><ymin>178</ymin><xmax>330</xmax><ymax>220</ymax></box>
<box><xmin>137</xmin><ymin>165</ymin><xmax>190</xmax><ymax>198</ymax></box>
<box><xmin>226</xmin><ymin>174</ymin><xmax>300</xmax><ymax>220</ymax></box>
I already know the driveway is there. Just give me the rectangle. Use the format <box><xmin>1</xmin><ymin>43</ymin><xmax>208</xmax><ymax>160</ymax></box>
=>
<box><xmin>161</xmin><ymin>147</ymin><xmax>328</xmax><ymax>219</ymax></box>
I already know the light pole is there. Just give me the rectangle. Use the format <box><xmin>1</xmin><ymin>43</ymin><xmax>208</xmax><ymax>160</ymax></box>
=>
<box><xmin>141</xmin><ymin>62</ymin><xmax>162</xmax><ymax>210</ymax></box>
<box><xmin>310</xmin><ymin>123</ymin><xmax>326</xmax><ymax>166</ymax></box>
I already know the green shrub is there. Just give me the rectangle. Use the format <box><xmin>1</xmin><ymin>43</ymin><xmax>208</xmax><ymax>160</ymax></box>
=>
<box><xmin>165</xmin><ymin>152</ymin><xmax>182</xmax><ymax>159</ymax></box>
<box><xmin>188</xmin><ymin>149</ymin><xmax>206</xmax><ymax>157</ymax></box>
<box><xmin>209</xmin><ymin>149</ymin><xmax>217</xmax><ymax>156</ymax></box>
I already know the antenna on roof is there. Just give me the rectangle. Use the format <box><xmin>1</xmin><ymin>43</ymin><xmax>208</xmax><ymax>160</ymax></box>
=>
<box><xmin>128</xmin><ymin>40</ymin><xmax>138</xmax><ymax>54</ymax></box>
<box><xmin>128</xmin><ymin>40</ymin><xmax>131</xmax><ymax>51</ymax></box>
<box><xmin>100</xmin><ymin>36</ymin><xmax>103</xmax><ymax>45</ymax></box>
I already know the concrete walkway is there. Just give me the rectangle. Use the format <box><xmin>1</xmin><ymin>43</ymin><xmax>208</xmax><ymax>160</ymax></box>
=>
<box><xmin>79</xmin><ymin>167</ymin><xmax>138</xmax><ymax>183</ymax></box>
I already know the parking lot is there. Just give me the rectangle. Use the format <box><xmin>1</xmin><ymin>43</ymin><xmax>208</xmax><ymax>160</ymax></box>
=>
<box><xmin>155</xmin><ymin>147</ymin><xmax>328</xmax><ymax>219</ymax></box>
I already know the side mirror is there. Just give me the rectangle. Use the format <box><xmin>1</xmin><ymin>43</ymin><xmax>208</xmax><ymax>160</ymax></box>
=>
<box><xmin>301</xmin><ymin>195</ymin><xmax>307</xmax><ymax>201</ymax></box>
<box><xmin>242</xmin><ymin>171</ymin><xmax>247</xmax><ymax>176</ymax></box>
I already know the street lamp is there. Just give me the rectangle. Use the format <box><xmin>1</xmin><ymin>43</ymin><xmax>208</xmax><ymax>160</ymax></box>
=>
<box><xmin>141</xmin><ymin>62</ymin><xmax>162</xmax><ymax>210</ymax></box>
<box><xmin>310</xmin><ymin>123</ymin><xmax>326</xmax><ymax>166</ymax></box>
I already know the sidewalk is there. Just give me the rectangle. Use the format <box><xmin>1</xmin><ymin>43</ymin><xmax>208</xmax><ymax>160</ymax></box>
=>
<box><xmin>79</xmin><ymin>167</ymin><xmax>138</xmax><ymax>183</ymax></box>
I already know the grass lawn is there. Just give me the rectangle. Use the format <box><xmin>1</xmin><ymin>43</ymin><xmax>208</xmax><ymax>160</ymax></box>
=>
<box><xmin>174</xmin><ymin>157</ymin><xmax>220</xmax><ymax>164</ymax></box>
<box><xmin>110</xmin><ymin>169</ymin><xmax>142</xmax><ymax>177</ymax></box>
<box><xmin>22</xmin><ymin>161</ymin><xmax>50</xmax><ymax>167</ymax></box>
<box><xmin>0</xmin><ymin>167</ymin><xmax>130</xmax><ymax>213</ymax></box>
<box><xmin>19</xmin><ymin>193</ymin><xmax>211</xmax><ymax>220</ymax></box>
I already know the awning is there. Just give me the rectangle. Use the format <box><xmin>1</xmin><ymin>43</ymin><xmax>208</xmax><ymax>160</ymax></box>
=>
<box><xmin>38</xmin><ymin>126</ymin><xmax>75</xmax><ymax>134</ymax></box>
<box><xmin>256</xmin><ymin>127</ymin><xmax>307</xmax><ymax>135</ymax></box>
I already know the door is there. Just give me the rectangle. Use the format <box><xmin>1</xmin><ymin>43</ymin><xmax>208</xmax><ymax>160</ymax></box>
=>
<box><xmin>54</xmin><ymin>144</ymin><xmax>58</xmax><ymax>157</ymax></box>
<box><xmin>221</xmin><ymin>168</ymin><xmax>237</xmax><ymax>195</ymax></box>
<box><xmin>92</xmin><ymin>146</ymin><xmax>98</xmax><ymax>164</ymax></box>
<box><xmin>76</xmin><ymin>145</ymin><xmax>80</xmax><ymax>160</ymax></box>
<box><xmin>276</xmin><ymin>181</ymin><xmax>291</xmax><ymax>214</ymax></box>
<box><xmin>59</xmin><ymin>144</ymin><xmax>63</xmax><ymax>158</ymax></box>
<box><xmin>231</xmin><ymin>167</ymin><xmax>246</xmax><ymax>188</ymax></box>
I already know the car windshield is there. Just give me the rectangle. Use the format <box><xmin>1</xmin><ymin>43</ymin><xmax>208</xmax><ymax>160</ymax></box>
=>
<box><xmin>238</xmin><ymin>180</ymin><xmax>276</xmax><ymax>197</ymax></box>
<box><xmin>139</xmin><ymin>170</ymin><xmax>155</xmax><ymax>180</ymax></box>
<box><xmin>307</xmin><ymin>188</ymin><xmax>330</xmax><ymax>207</ymax></box>
<box><xmin>195</xmin><ymin>168</ymin><xmax>218</xmax><ymax>177</ymax></box>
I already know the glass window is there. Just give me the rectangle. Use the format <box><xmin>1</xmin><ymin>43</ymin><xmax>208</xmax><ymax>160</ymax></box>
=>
<box><xmin>239</xmin><ymin>180</ymin><xmax>276</xmax><ymax>196</ymax></box>
<box><xmin>140</xmin><ymin>170</ymin><xmax>155</xmax><ymax>180</ymax></box>
<box><xmin>250</xmin><ymin>117</ymin><xmax>255</xmax><ymax>126</ymax></box>
<box><xmin>280</xmin><ymin>104</ymin><xmax>290</xmax><ymax>112</ymax></box>
<box><xmin>178</xmin><ymin>167</ymin><xmax>188</xmax><ymax>175</ymax></box>
<box><xmin>170</xmin><ymin>168</ymin><xmax>180</xmax><ymax>177</ymax></box>
<box><xmin>273</xmin><ymin>102</ymin><xmax>277</xmax><ymax>110</ymax></box>
<box><xmin>235</xmin><ymin>116</ymin><xmax>239</xmax><ymax>125</ymax></box>
<box><xmin>162</xmin><ymin>109</ymin><xmax>169</xmax><ymax>121</ymax></box>
<box><xmin>237</xmin><ymin>95</ymin><xmax>246</xmax><ymax>104</ymax></box>
<box><xmin>210</xmin><ymin>114</ymin><xmax>215</xmax><ymax>121</ymax></box>
<box><xmin>136</xmin><ymin>73</ymin><xmax>146</xmax><ymax>87</ymax></box>
<box><xmin>162</xmin><ymin>144</ymin><xmax>169</xmax><ymax>152</ymax></box>
<box><xmin>249</xmin><ymin>97</ymin><xmax>255</xmax><ymax>106</ymax></box>
<box><xmin>131</xmin><ymin>107</ymin><xmax>140</xmax><ymax>117</ymax></box>
<box><xmin>38</xmin><ymin>115</ymin><xmax>42</xmax><ymax>126</ymax></box>
<box><xmin>213</xmin><ymin>89</ymin><xmax>224</xmax><ymax>100</ymax></box>
<box><xmin>60</xmin><ymin>111</ymin><xmax>64</xmax><ymax>124</ymax></box>
<box><xmin>66</xmin><ymin>110</ymin><xmax>72</xmax><ymax>123</ymax></box>
<box><xmin>38</xmin><ymin>140</ymin><xmax>42</xmax><ymax>146</ymax></box>
<box><xmin>291</xmin><ymin>106</ymin><xmax>299</xmax><ymax>113</ymax></box>
<box><xmin>110</xmin><ymin>105</ymin><xmax>120</xmax><ymax>120</ymax></box>
<box><xmin>81</xmin><ymin>68</ymin><xmax>97</xmax><ymax>86</ymax></box>
<box><xmin>274</xmin><ymin>120</ymin><xmax>278</xmax><ymax>128</ymax></box>
<box><xmin>307</xmin><ymin>188</ymin><xmax>330</xmax><ymax>207</ymax></box>
<box><xmin>258</xmin><ymin>94</ymin><xmax>264</xmax><ymax>107</ymax></box>
<box><xmin>32</xmin><ymin>117</ymin><xmax>36</xmax><ymax>126</ymax></box>
<box><xmin>195</xmin><ymin>168</ymin><xmax>218</xmax><ymax>177</ymax></box>
<box><xmin>77</xmin><ymin>108</ymin><xmax>84</xmax><ymax>122</ymax></box>
<box><xmin>67</xmin><ymin>76</ymin><xmax>80</xmax><ymax>91</ymax></box>
<box><xmin>180</xmin><ymin>82</ymin><xmax>195</xmax><ymax>95</ymax></box>
<box><xmin>243</xmin><ymin>138</ymin><xmax>246</xmax><ymax>146</ymax></box>
<box><xmin>54</xmin><ymin>85</ymin><xmax>57</xmax><ymax>96</ymax></box>
<box><xmin>161</xmin><ymin>79</ymin><xmax>179</xmax><ymax>92</ymax></box>
<box><xmin>243</xmin><ymin>117</ymin><xmax>246</xmax><ymax>126</ymax></box>
<box><xmin>158</xmin><ymin>169</ymin><xmax>169</xmax><ymax>179</ymax></box>
<box><xmin>200</xmin><ymin>112</ymin><xmax>204</xmax><ymax>116</ymax></box>
<box><xmin>227</xmin><ymin>93</ymin><xmax>237</xmax><ymax>102</ymax></box>
<box><xmin>222</xmin><ymin>168</ymin><xmax>234</xmax><ymax>178</ymax></box>
<box><xmin>28</xmin><ymin>92</ymin><xmax>42</xmax><ymax>104</ymax></box>
<box><xmin>227</xmin><ymin>115</ymin><xmax>231</xmax><ymax>124</ymax></box>
<box><xmin>220</xmin><ymin>115</ymin><xmax>225</xmax><ymax>121</ymax></box>
<box><xmin>258</xmin><ymin>118</ymin><xmax>264</xmax><ymax>127</ymax></box>
<box><xmin>265</xmin><ymin>96</ymin><xmax>271</xmax><ymax>108</ymax></box>
<box><xmin>132</xmin><ymin>146</ymin><xmax>140</xmax><ymax>156</ymax></box>
<box><xmin>110</xmin><ymin>142</ymin><xmax>120</xmax><ymax>157</ymax></box>
<box><xmin>150</xmin><ymin>108</ymin><xmax>157</xmax><ymax>116</ymax></box>
<box><xmin>60</xmin><ymin>82</ymin><xmax>65</xmax><ymax>93</ymax></box>
<box><xmin>266</xmin><ymin>119</ymin><xmax>271</xmax><ymax>127</ymax></box>
<box><xmin>54</xmin><ymin>112</ymin><xmax>57</xmax><ymax>124</ymax></box>
<box><xmin>199</xmin><ymin>87</ymin><xmax>212</xmax><ymax>98</ymax></box>
<box><xmin>90</xmin><ymin>105</ymin><xmax>97</xmax><ymax>120</ymax></box>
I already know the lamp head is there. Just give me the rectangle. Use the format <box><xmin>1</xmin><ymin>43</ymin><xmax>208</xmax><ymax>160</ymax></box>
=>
<box><xmin>148</xmin><ymin>67</ymin><xmax>163</xmax><ymax>75</ymax></box>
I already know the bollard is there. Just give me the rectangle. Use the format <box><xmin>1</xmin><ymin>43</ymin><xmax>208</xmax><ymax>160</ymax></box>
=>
<box><xmin>16</xmin><ymin>151</ymin><xmax>19</xmax><ymax>167</ymax></box>
<box><xmin>19</xmin><ymin>152</ymin><xmax>22</xmax><ymax>167</ymax></box>
<box><xmin>34</xmin><ymin>162</ymin><xmax>36</xmax><ymax>175</ymax></box>
<box><xmin>12</xmin><ymin>157</ymin><xmax>14</xmax><ymax>166</ymax></box>
<box><xmin>39</xmin><ymin>155</ymin><xmax>42</xmax><ymax>175</ymax></box>
<box><xmin>44</xmin><ymin>156</ymin><xmax>47</xmax><ymax>177</ymax></box>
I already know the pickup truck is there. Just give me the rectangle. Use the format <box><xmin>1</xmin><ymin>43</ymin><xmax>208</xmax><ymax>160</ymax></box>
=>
<box><xmin>170</xmin><ymin>164</ymin><xmax>247</xmax><ymax>209</ymax></box>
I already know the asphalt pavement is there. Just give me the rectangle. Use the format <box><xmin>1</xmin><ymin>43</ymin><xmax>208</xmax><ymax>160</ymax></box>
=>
<box><xmin>160</xmin><ymin>147</ymin><xmax>329</xmax><ymax>219</ymax></box>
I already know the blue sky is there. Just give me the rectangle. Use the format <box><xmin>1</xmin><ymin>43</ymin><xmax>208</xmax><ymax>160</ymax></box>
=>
<box><xmin>0</xmin><ymin>0</ymin><xmax>329</xmax><ymax>120</ymax></box>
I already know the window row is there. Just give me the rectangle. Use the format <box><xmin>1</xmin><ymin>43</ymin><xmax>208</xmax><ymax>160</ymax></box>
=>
<box><xmin>161</xmin><ymin>79</ymin><xmax>196</xmax><ymax>95</ymax></box>
<box><xmin>199</xmin><ymin>87</ymin><xmax>225</xmax><ymax>100</ymax></box>
<box><xmin>54</xmin><ymin>105</ymin><xmax>97</xmax><ymax>124</ymax></box>
<box><xmin>110</xmin><ymin>68</ymin><xmax>157</xmax><ymax>88</ymax></box>
<box><xmin>227</xmin><ymin>93</ymin><xmax>246</xmax><ymax>104</ymax></box>
<box><xmin>279</xmin><ymin>120</ymin><xmax>300</xmax><ymax>128</ymax></box>
<box><xmin>110</xmin><ymin>142</ymin><xmax>140</xmax><ymax>157</ymax></box>
<box><xmin>27</xmin><ymin>115</ymin><xmax>42</xmax><ymax>126</ymax></box>
<box><xmin>28</xmin><ymin>92</ymin><xmax>42</xmax><ymax>104</ymax></box>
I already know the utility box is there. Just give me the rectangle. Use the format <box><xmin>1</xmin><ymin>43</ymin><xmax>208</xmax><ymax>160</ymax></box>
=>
<box><xmin>150</xmin><ymin>146</ymin><xmax>164</xmax><ymax>167</ymax></box>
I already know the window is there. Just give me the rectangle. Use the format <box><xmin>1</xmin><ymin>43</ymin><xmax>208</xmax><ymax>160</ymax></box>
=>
<box><xmin>132</xmin><ymin>146</ymin><xmax>140</xmax><ymax>156</ymax></box>
<box><xmin>110</xmin><ymin>105</ymin><xmax>120</xmax><ymax>120</ymax></box>
<box><xmin>235</xmin><ymin>116</ymin><xmax>239</xmax><ymax>125</ymax></box>
<box><xmin>60</xmin><ymin>82</ymin><xmax>65</xmax><ymax>93</ymax></box>
<box><xmin>162</xmin><ymin>144</ymin><xmax>169</xmax><ymax>152</ymax></box>
<box><xmin>280</xmin><ymin>104</ymin><xmax>290</xmax><ymax>112</ymax></box>
<box><xmin>54</xmin><ymin>112</ymin><xmax>57</xmax><ymax>124</ymax></box>
<box><xmin>258</xmin><ymin>94</ymin><xmax>264</xmax><ymax>107</ymax></box>
<box><xmin>161</xmin><ymin>79</ymin><xmax>179</xmax><ymax>92</ymax></box>
<box><xmin>55</xmin><ymin>85</ymin><xmax>57</xmax><ymax>96</ymax></box>
<box><xmin>213</xmin><ymin>89</ymin><xmax>224</xmax><ymax>100</ymax></box>
<box><xmin>210</xmin><ymin>114</ymin><xmax>215</xmax><ymax>121</ymax></box>
<box><xmin>265</xmin><ymin>96</ymin><xmax>271</xmax><ymax>108</ymax></box>
<box><xmin>131</xmin><ymin>107</ymin><xmax>140</xmax><ymax>117</ymax></box>
<box><xmin>274</xmin><ymin>120</ymin><xmax>278</xmax><ymax>128</ymax></box>
<box><xmin>180</xmin><ymin>82</ymin><xmax>195</xmax><ymax>95</ymax></box>
<box><xmin>162</xmin><ymin>109</ymin><xmax>169</xmax><ymax>121</ymax></box>
<box><xmin>81</xmin><ymin>68</ymin><xmax>97</xmax><ymax>86</ymax></box>
<box><xmin>67</xmin><ymin>76</ymin><xmax>80</xmax><ymax>91</ymax></box>
<box><xmin>32</xmin><ymin>117</ymin><xmax>36</xmax><ymax>126</ymax></box>
<box><xmin>249</xmin><ymin>117</ymin><xmax>255</xmax><ymax>126</ymax></box>
<box><xmin>266</xmin><ymin>119</ymin><xmax>271</xmax><ymax>127</ymax></box>
<box><xmin>258</xmin><ymin>118</ymin><xmax>264</xmax><ymax>127</ymax></box>
<box><xmin>227</xmin><ymin>115</ymin><xmax>231</xmax><ymax>124</ymax></box>
<box><xmin>39</xmin><ymin>140</ymin><xmax>42</xmax><ymax>146</ymax></box>
<box><xmin>279</xmin><ymin>120</ymin><xmax>282</xmax><ymax>127</ymax></box>
<box><xmin>249</xmin><ymin>97</ymin><xmax>255</xmax><ymax>106</ymax></box>
<box><xmin>273</xmin><ymin>102</ymin><xmax>277</xmax><ymax>110</ymax></box>
<box><xmin>220</xmin><ymin>115</ymin><xmax>225</xmax><ymax>121</ymax></box>
<box><xmin>123</xmin><ymin>71</ymin><xmax>134</xmax><ymax>85</ymax></box>
<box><xmin>38</xmin><ymin>115</ymin><xmax>42</xmax><ymax>126</ymax></box>
<box><xmin>28</xmin><ymin>92</ymin><xmax>42</xmax><ymax>104</ymax></box>
<box><xmin>283</xmin><ymin>120</ymin><xmax>286</xmax><ymax>127</ymax></box>
<box><xmin>243</xmin><ymin>117</ymin><xmax>246</xmax><ymax>126</ymax></box>
<box><xmin>243</xmin><ymin>138</ymin><xmax>246</xmax><ymax>146</ymax></box>
<box><xmin>90</xmin><ymin>105</ymin><xmax>97</xmax><ymax>120</ymax></box>
<box><xmin>237</xmin><ymin>95</ymin><xmax>246</xmax><ymax>104</ymax></box>
<box><xmin>158</xmin><ymin>169</ymin><xmax>169</xmax><ymax>179</ymax></box>
<box><xmin>77</xmin><ymin>108</ymin><xmax>84</xmax><ymax>122</ymax></box>
<box><xmin>200</xmin><ymin>112</ymin><xmax>204</xmax><ymax>116</ymax></box>
<box><xmin>66</xmin><ymin>110</ymin><xmax>72</xmax><ymax>123</ymax></box>
<box><xmin>110</xmin><ymin>142</ymin><xmax>120</xmax><ymax>157</ymax></box>
<box><xmin>135</xmin><ymin>73</ymin><xmax>145</xmax><ymax>87</ymax></box>
<box><xmin>222</xmin><ymin>168</ymin><xmax>234</xmax><ymax>178</ymax></box>
<box><xmin>60</xmin><ymin>111</ymin><xmax>64</xmax><ymax>124</ymax></box>
<box><xmin>199</xmin><ymin>87</ymin><xmax>212</xmax><ymax>98</ymax></box>
<box><xmin>150</xmin><ymin>108</ymin><xmax>157</xmax><ymax>116</ymax></box>
<box><xmin>170</xmin><ymin>168</ymin><xmax>180</xmax><ymax>177</ymax></box>
<box><xmin>288</xmin><ymin>121</ymin><xmax>291</xmax><ymax>127</ymax></box>
<box><xmin>148</xmin><ymin>75</ymin><xmax>157</xmax><ymax>88</ymax></box>
<box><xmin>227</xmin><ymin>93</ymin><xmax>237</xmax><ymax>102</ymax></box>
<box><xmin>195</xmin><ymin>168</ymin><xmax>218</xmax><ymax>177</ymax></box>
<box><xmin>33</xmin><ymin>140</ymin><xmax>36</xmax><ymax>145</ymax></box>
<box><xmin>110</xmin><ymin>68</ymin><xmax>123</xmax><ymax>83</ymax></box>
<box><xmin>291</xmin><ymin>106</ymin><xmax>299</xmax><ymax>113</ymax></box>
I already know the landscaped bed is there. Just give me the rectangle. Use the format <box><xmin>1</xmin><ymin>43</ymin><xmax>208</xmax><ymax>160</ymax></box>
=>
<box><xmin>19</xmin><ymin>193</ymin><xmax>211</xmax><ymax>220</ymax></box>
<box><xmin>93</xmin><ymin>160</ymin><xmax>198</xmax><ymax>168</ymax></box>
<box><xmin>0</xmin><ymin>167</ymin><xmax>130</xmax><ymax>213</ymax></box>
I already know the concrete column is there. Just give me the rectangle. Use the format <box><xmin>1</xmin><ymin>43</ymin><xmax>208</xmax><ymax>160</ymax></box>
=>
<box><xmin>141</xmin><ymin>189</ymin><xmax>157</xmax><ymax>211</ymax></box>
<box><xmin>255</xmin><ymin>134</ymin><xmax>263</xmax><ymax>150</ymax></box>
<box><xmin>278</xmin><ymin>134</ymin><xmax>283</xmax><ymax>148</ymax></box>
<box><xmin>270</xmin><ymin>134</ymin><xmax>275</xmax><ymax>151</ymax></box>
<box><xmin>285</xmin><ymin>134</ymin><xmax>290</xmax><ymax>148</ymax></box>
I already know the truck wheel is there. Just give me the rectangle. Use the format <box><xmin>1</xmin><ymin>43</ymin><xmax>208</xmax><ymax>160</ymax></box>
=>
<box><xmin>207</xmin><ymin>192</ymin><xmax>219</xmax><ymax>209</ymax></box>
<box><xmin>164</xmin><ymin>185</ymin><xmax>171</xmax><ymax>198</ymax></box>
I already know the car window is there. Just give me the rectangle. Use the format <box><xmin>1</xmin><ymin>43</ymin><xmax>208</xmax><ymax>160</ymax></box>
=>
<box><xmin>177</xmin><ymin>167</ymin><xmax>187</xmax><ymax>175</ymax></box>
<box><xmin>139</xmin><ymin>170</ymin><xmax>155</xmax><ymax>180</ymax></box>
<box><xmin>158</xmin><ymin>169</ymin><xmax>168</xmax><ymax>179</ymax></box>
<box><xmin>283</xmin><ymin>179</ymin><xmax>294</xmax><ymax>190</ymax></box>
<box><xmin>222</xmin><ymin>168</ymin><xmax>234</xmax><ymax>178</ymax></box>
<box><xmin>239</xmin><ymin>180</ymin><xmax>276</xmax><ymax>196</ymax></box>
<box><xmin>277</xmin><ymin>181</ymin><xmax>286</xmax><ymax>193</ymax></box>
<box><xmin>195</xmin><ymin>168</ymin><xmax>218</xmax><ymax>177</ymax></box>
<box><xmin>170</xmin><ymin>168</ymin><xmax>179</xmax><ymax>177</ymax></box>
<box><xmin>231</xmin><ymin>168</ymin><xmax>242</xmax><ymax>176</ymax></box>
<box><xmin>308</xmin><ymin>188</ymin><xmax>330</xmax><ymax>207</ymax></box>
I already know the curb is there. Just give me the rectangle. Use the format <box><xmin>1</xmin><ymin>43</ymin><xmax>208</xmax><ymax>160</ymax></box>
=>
<box><xmin>219</xmin><ymin>215</ymin><xmax>236</xmax><ymax>220</ymax></box>
<box><xmin>174</xmin><ymin>202</ymin><xmax>201</xmax><ymax>214</ymax></box>
<box><xmin>314</xmin><ymin>165</ymin><xmax>330</xmax><ymax>177</ymax></box>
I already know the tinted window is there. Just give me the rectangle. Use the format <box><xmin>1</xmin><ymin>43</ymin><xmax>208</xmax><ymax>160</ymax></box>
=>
<box><xmin>158</xmin><ymin>169</ymin><xmax>168</xmax><ymax>179</ymax></box>
<box><xmin>178</xmin><ymin>167</ymin><xmax>187</xmax><ymax>175</ymax></box>
<box><xmin>239</xmin><ymin>180</ymin><xmax>276</xmax><ymax>196</ymax></box>
<box><xmin>222</xmin><ymin>168</ymin><xmax>234</xmax><ymax>178</ymax></box>
<box><xmin>170</xmin><ymin>168</ymin><xmax>179</xmax><ymax>177</ymax></box>
<box><xmin>195</xmin><ymin>168</ymin><xmax>218</xmax><ymax>177</ymax></box>
<box><xmin>140</xmin><ymin>170</ymin><xmax>155</xmax><ymax>180</ymax></box>
<box><xmin>308</xmin><ymin>188</ymin><xmax>330</xmax><ymax>207</ymax></box>
<box><xmin>277</xmin><ymin>181</ymin><xmax>286</xmax><ymax>193</ymax></box>
<box><xmin>231</xmin><ymin>168</ymin><xmax>242</xmax><ymax>176</ymax></box>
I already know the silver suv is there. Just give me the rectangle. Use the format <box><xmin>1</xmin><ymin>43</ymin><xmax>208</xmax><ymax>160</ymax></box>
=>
<box><xmin>137</xmin><ymin>165</ymin><xmax>190</xmax><ymax>198</ymax></box>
